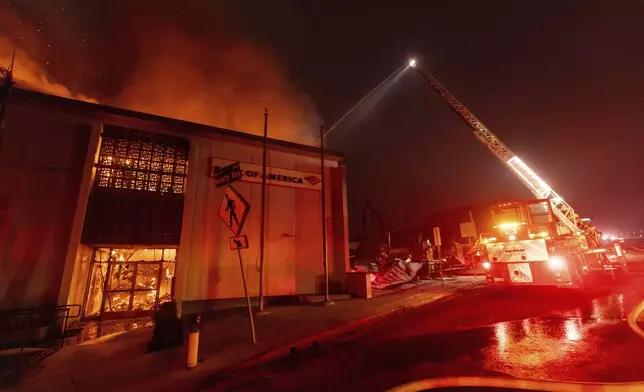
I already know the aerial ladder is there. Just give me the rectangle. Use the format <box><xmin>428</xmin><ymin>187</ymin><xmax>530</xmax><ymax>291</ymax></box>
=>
<box><xmin>409</xmin><ymin>60</ymin><xmax>601</xmax><ymax>249</ymax></box>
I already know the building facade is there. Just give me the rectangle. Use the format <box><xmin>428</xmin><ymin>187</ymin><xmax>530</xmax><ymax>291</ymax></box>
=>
<box><xmin>0</xmin><ymin>88</ymin><xmax>349</xmax><ymax>321</ymax></box>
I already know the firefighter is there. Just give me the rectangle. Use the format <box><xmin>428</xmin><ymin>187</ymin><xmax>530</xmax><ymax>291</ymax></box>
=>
<box><xmin>423</xmin><ymin>239</ymin><xmax>434</xmax><ymax>261</ymax></box>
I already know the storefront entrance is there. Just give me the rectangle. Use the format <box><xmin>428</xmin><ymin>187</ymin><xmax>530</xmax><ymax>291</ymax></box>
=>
<box><xmin>84</xmin><ymin>248</ymin><xmax>177</xmax><ymax>319</ymax></box>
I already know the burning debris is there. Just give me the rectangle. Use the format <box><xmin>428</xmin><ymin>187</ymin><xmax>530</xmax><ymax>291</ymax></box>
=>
<box><xmin>370</xmin><ymin>259</ymin><xmax>425</xmax><ymax>289</ymax></box>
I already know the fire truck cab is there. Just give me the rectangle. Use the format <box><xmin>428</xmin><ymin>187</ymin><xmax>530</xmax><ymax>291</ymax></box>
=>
<box><xmin>481</xmin><ymin>199</ymin><xmax>626</xmax><ymax>288</ymax></box>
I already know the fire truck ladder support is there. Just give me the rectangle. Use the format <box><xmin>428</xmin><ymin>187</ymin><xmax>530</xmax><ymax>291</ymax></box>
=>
<box><xmin>411</xmin><ymin>65</ymin><xmax>599</xmax><ymax>244</ymax></box>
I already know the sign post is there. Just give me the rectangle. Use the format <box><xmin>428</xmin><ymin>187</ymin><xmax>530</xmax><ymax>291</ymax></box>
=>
<box><xmin>319</xmin><ymin>122</ymin><xmax>333</xmax><ymax>306</ymax></box>
<box><xmin>433</xmin><ymin>226</ymin><xmax>443</xmax><ymax>288</ymax></box>
<box><xmin>234</xmin><ymin>245</ymin><xmax>256</xmax><ymax>344</ymax></box>
<box><xmin>219</xmin><ymin>186</ymin><xmax>256</xmax><ymax>343</ymax></box>
<box><xmin>258</xmin><ymin>109</ymin><xmax>269</xmax><ymax>313</ymax></box>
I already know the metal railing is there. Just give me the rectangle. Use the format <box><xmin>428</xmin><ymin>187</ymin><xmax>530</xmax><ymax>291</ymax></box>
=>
<box><xmin>0</xmin><ymin>304</ymin><xmax>81</xmax><ymax>351</ymax></box>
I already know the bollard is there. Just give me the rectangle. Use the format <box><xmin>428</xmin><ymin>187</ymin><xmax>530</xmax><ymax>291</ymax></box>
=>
<box><xmin>186</xmin><ymin>314</ymin><xmax>201</xmax><ymax>369</ymax></box>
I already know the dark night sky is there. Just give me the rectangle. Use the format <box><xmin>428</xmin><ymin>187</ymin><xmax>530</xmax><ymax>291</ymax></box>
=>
<box><xmin>3</xmin><ymin>0</ymin><xmax>644</xmax><ymax>237</ymax></box>
<box><xmin>231</xmin><ymin>0</ymin><xmax>644</xmax><ymax>236</ymax></box>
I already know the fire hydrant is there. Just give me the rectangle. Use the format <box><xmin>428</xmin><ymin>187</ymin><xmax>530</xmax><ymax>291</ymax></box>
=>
<box><xmin>186</xmin><ymin>314</ymin><xmax>201</xmax><ymax>369</ymax></box>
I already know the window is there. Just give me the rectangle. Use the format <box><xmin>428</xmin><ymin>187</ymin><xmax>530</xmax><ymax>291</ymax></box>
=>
<box><xmin>528</xmin><ymin>201</ymin><xmax>553</xmax><ymax>224</ymax></box>
<box><xmin>84</xmin><ymin>248</ymin><xmax>177</xmax><ymax>318</ymax></box>
<box><xmin>94</xmin><ymin>126</ymin><xmax>189</xmax><ymax>194</ymax></box>
<box><xmin>492</xmin><ymin>206</ymin><xmax>525</xmax><ymax>225</ymax></box>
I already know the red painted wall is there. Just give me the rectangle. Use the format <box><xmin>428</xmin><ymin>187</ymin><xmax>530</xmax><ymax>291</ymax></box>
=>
<box><xmin>0</xmin><ymin>105</ymin><xmax>90</xmax><ymax>311</ymax></box>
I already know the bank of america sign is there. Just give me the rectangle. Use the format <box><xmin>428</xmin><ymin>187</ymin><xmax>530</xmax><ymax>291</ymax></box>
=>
<box><xmin>210</xmin><ymin>158</ymin><xmax>322</xmax><ymax>191</ymax></box>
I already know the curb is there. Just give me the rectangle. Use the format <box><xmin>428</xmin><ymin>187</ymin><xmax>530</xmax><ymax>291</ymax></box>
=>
<box><xmin>212</xmin><ymin>280</ymin><xmax>483</xmax><ymax>377</ymax></box>
<box><xmin>386</xmin><ymin>376</ymin><xmax>644</xmax><ymax>392</ymax></box>
<box><xmin>627</xmin><ymin>300</ymin><xmax>644</xmax><ymax>340</ymax></box>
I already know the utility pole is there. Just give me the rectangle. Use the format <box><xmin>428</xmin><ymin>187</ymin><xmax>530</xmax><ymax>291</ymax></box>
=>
<box><xmin>320</xmin><ymin>123</ymin><xmax>334</xmax><ymax>306</ymax></box>
<box><xmin>258</xmin><ymin>109</ymin><xmax>268</xmax><ymax>313</ymax></box>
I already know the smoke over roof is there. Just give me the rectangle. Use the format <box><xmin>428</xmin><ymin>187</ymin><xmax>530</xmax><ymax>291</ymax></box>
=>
<box><xmin>0</xmin><ymin>1</ymin><xmax>320</xmax><ymax>145</ymax></box>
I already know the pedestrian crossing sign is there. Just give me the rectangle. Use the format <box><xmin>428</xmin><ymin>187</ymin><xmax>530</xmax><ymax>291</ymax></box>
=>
<box><xmin>218</xmin><ymin>185</ymin><xmax>250</xmax><ymax>235</ymax></box>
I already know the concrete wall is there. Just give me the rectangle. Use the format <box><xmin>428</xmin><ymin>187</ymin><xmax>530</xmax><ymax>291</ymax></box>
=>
<box><xmin>175</xmin><ymin>137</ymin><xmax>347</xmax><ymax>309</ymax></box>
<box><xmin>0</xmin><ymin>105</ymin><xmax>92</xmax><ymax>311</ymax></box>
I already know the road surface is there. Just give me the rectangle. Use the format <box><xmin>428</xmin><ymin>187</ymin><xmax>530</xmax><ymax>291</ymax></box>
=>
<box><xmin>204</xmin><ymin>275</ymin><xmax>644</xmax><ymax>392</ymax></box>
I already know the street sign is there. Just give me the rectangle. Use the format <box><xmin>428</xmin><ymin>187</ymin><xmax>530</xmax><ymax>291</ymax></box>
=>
<box><xmin>460</xmin><ymin>221</ymin><xmax>477</xmax><ymax>239</ymax></box>
<box><xmin>214</xmin><ymin>162</ymin><xmax>242</xmax><ymax>188</ymax></box>
<box><xmin>229</xmin><ymin>235</ymin><xmax>249</xmax><ymax>250</ymax></box>
<box><xmin>218</xmin><ymin>185</ymin><xmax>250</xmax><ymax>235</ymax></box>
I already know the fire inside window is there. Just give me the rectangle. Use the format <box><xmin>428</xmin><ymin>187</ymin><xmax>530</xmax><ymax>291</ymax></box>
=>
<box><xmin>94</xmin><ymin>126</ymin><xmax>189</xmax><ymax>194</ymax></box>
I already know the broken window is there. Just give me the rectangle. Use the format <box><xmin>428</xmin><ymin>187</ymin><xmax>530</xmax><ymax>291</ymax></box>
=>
<box><xmin>84</xmin><ymin>248</ymin><xmax>177</xmax><ymax>318</ymax></box>
<box><xmin>94</xmin><ymin>126</ymin><xmax>188</xmax><ymax>194</ymax></box>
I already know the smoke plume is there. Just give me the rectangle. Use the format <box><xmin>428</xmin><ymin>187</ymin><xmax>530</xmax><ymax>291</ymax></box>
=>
<box><xmin>0</xmin><ymin>1</ymin><xmax>319</xmax><ymax>145</ymax></box>
<box><xmin>0</xmin><ymin>38</ymin><xmax>97</xmax><ymax>103</ymax></box>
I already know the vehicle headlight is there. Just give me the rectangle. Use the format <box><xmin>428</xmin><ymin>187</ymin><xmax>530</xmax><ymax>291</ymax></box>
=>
<box><xmin>548</xmin><ymin>256</ymin><xmax>565</xmax><ymax>271</ymax></box>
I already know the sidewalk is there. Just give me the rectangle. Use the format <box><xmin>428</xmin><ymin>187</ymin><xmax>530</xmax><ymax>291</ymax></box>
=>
<box><xmin>2</xmin><ymin>276</ymin><xmax>483</xmax><ymax>392</ymax></box>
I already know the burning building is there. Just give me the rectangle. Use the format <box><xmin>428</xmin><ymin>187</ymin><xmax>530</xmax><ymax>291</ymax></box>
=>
<box><xmin>0</xmin><ymin>87</ymin><xmax>349</xmax><ymax>326</ymax></box>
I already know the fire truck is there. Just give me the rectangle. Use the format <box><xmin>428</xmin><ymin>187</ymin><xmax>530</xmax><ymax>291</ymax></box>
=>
<box><xmin>410</xmin><ymin>59</ymin><xmax>628</xmax><ymax>287</ymax></box>
<box><xmin>480</xmin><ymin>200</ymin><xmax>627</xmax><ymax>286</ymax></box>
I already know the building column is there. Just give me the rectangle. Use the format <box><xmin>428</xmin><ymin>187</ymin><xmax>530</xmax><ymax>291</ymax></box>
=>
<box><xmin>329</xmin><ymin>162</ymin><xmax>350</xmax><ymax>291</ymax></box>
<box><xmin>174</xmin><ymin>142</ymin><xmax>201</xmax><ymax>317</ymax></box>
<box><xmin>57</xmin><ymin>122</ymin><xmax>102</xmax><ymax>317</ymax></box>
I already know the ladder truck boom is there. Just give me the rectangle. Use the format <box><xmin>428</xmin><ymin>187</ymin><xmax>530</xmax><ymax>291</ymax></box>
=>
<box><xmin>410</xmin><ymin>63</ymin><xmax>600</xmax><ymax>246</ymax></box>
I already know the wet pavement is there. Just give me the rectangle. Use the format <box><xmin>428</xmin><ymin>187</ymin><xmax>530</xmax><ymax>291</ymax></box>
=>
<box><xmin>203</xmin><ymin>275</ymin><xmax>644</xmax><ymax>392</ymax></box>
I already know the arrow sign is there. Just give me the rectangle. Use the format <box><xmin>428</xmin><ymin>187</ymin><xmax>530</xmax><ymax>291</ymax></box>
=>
<box><xmin>218</xmin><ymin>185</ymin><xmax>250</xmax><ymax>235</ymax></box>
<box><xmin>229</xmin><ymin>235</ymin><xmax>249</xmax><ymax>250</ymax></box>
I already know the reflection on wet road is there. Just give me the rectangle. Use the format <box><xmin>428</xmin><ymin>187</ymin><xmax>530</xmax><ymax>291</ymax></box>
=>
<box><xmin>480</xmin><ymin>288</ymin><xmax>644</xmax><ymax>383</ymax></box>
<box><xmin>205</xmin><ymin>276</ymin><xmax>644</xmax><ymax>392</ymax></box>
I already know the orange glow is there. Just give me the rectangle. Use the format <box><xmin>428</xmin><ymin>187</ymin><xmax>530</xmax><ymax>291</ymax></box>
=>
<box><xmin>495</xmin><ymin>222</ymin><xmax>525</xmax><ymax>229</ymax></box>
<box><xmin>0</xmin><ymin>37</ymin><xmax>97</xmax><ymax>103</ymax></box>
<box><xmin>116</xmin><ymin>28</ymin><xmax>320</xmax><ymax>145</ymax></box>
<box><xmin>0</xmin><ymin>8</ymin><xmax>320</xmax><ymax>146</ymax></box>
